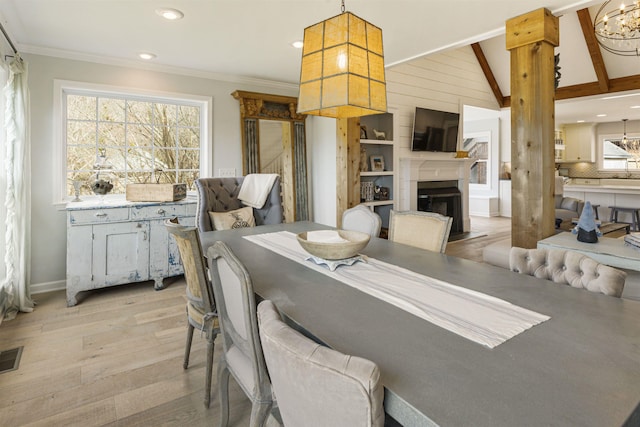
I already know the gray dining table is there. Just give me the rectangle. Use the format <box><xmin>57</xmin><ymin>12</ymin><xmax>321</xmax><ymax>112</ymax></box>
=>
<box><xmin>200</xmin><ymin>221</ymin><xmax>640</xmax><ymax>427</ymax></box>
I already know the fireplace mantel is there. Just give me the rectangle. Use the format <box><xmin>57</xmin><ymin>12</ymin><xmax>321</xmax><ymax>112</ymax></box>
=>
<box><xmin>398</xmin><ymin>157</ymin><xmax>473</xmax><ymax>232</ymax></box>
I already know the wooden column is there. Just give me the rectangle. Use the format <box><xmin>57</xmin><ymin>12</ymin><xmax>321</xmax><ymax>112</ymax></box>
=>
<box><xmin>336</xmin><ymin>118</ymin><xmax>361</xmax><ymax>227</ymax></box>
<box><xmin>506</xmin><ymin>8</ymin><xmax>559</xmax><ymax>248</ymax></box>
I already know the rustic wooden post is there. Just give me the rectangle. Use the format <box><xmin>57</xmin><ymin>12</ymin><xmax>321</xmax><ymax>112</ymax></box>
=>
<box><xmin>506</xmin><ymin>8</ymin><xmax>559</xmax><ymax>248</ymax></box>
<box><xmin>336</xmin><ymin>118</ymin><xmax>361</xmax><ymax>227</ymax></box>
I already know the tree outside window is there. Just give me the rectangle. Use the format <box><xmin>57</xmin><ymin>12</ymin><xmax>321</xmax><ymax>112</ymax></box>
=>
<box><xmin>65</xmin><ymin>94</ymin><xmax>201</xmax><ymax>197</ymax></box>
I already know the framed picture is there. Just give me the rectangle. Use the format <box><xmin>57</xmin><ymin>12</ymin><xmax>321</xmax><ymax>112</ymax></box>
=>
<box><xmin>360</xmin><ymin>126</ymin><xmax>368</xmax><ymax>139</ymax></box>
<box><xmin>370</xmin><ymin>155</ymin><xmax>384</xmax><ymax>172</ymax></box>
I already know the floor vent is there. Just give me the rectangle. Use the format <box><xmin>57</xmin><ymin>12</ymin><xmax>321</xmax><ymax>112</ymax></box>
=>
<box><xmin>0</xmin><ymin>346</ymin><xmax>23</xmax><ymax>374</ymax></box>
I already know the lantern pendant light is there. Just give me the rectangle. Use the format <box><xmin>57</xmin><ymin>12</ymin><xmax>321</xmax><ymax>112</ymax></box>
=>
<box><xmin>297</xmin><ymin>0</ymin><xmax>387</xmax><ymax>118</ymax></box>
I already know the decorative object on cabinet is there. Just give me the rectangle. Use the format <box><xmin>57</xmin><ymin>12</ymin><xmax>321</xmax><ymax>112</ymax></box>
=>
<box><xmin>375</xmin><ymin>186</ymin><xmax>389</xmax><ymax>201</ymax></box>
<box><xmin>360</xmin><ymin>126</ymin><xmax>368</xmax><ymax>139</ymax></box>
<box><xmin>361</xmin><ymin>182</ymin><xmax>374</xmax><ymax>202</ymax></box>
<box><xmin>372</xmin><ymin>129</ymin><xmax>386</xmax><ymax>140</ymax></box>
<box><xmin>370</xmin><ymin>155</ymin><xmax>384</xmax><ymax>172</ymax></box>
<box><xmin>297</xmin><ymin>1</ymin><xmax>387</xmax><ymax>118</ymax></box>
<box><xmin>126</xmin><ymin>183</ymin><xmax>187</xmax><ymax>202</ymax></box>
<box><xmin>359</xmin><ymin>147</ymin><xmax>369</xmax><ymax>172</ymax></box>
<box><xmin>72</xmin><ymin>180</ymin><xmax>82</xmax><ymax>202</ymax></box>
<box><xmin>65</xmin><ymin>199</ymin><xmax>196</xmax><ymax>306</ymax></box>
<box><xmin>91</xmin><ymin>150</ymin><xmax>116</xmax><ymax>196</ymax></box>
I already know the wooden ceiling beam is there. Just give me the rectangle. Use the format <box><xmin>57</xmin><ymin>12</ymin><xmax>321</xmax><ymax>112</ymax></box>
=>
<box><xmin>501</xmin><ymin>73</ymin><xmax>640</xmax><ymax>106</ymax></box>
<box><xmin>576</xmin><ymin>8</ymin><xmax>609</xmax><ymax>92</ymax></box>
<box><xmin>471</xmin><ymin>42</ymin><xmax>507</xmax><ymax>108</ymax></box>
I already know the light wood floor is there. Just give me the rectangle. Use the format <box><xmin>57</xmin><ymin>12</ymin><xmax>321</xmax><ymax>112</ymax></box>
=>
<box><xmin>0</xmin><ymin>216</ymin><xmax>511</xmax><ymax>426</ymax></box>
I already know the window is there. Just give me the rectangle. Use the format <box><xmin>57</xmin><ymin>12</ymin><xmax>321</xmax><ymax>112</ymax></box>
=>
<box><xmin>54</xmin><ymin>80</ymin><xmax>212</xmax><ymax>203</ymax></box>
<box><xmin>463</xmin><ymin>131</ymin><xmax>490</xmax><ymax>188</ymax></box>
<box><xmin>599</xmin><ymin>133</ymin><xmax>640</xmax><ymax>172</ymax></box>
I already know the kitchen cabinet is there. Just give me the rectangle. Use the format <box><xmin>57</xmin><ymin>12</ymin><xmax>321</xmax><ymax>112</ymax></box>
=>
<box><xmin>66</xmin><ymin>198</ymin><xmax>196</xmax><ymax>306</ymax></box>
<box><xmin>562</xmin><ymin>123</ymin><xmax>595</xmax><ymax>162</ymax></box>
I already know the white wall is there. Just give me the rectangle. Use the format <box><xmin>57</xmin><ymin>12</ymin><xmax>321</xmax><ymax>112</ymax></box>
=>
<box><xmin>25</xmin><ymin>53</ymin><xmax>298</xmax><ymax>293</ymax></box>
<box><xmin>309</xmin><ymin>116</ymin><xmax>337</xmax><ymax>227</ymax></box>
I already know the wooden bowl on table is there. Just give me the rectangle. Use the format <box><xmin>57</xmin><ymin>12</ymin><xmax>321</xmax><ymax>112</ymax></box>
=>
<box><xmin>296</xmin><ymin>230</ymin><xmax>370</xmax><ymax>260</ymax></box>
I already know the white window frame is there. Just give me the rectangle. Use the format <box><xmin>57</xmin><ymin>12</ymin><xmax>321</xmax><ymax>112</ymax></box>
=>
<box><xmin>53</xmin><ymin>79</ymin><xmax>213</xmax><ymax>206</ymax></box>
<box><xmin>597</xmin><ymin>132</ymin><xmax>640</xmax><ymax>172</ymax></box>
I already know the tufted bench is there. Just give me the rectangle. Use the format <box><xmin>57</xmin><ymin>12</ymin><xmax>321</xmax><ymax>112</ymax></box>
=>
<box><xmin>509</xmin><ymin>247</ymin><xmax>626</xmax><ymax>297</ymax></box>
<box><xmin>482</xmin><ymin>238</ymin><xmax>512</xmax><ymax>269</ymax></box>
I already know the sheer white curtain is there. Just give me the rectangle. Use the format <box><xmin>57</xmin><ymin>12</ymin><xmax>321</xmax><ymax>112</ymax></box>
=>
<box><xmin>0</xmin><ymin>55</ymin><xmax>33</xmax><ymax>322</ymax></box>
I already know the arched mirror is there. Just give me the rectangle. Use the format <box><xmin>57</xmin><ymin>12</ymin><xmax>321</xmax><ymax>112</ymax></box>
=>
<box><xmin>232</xmin><ymin>90</ymin><xmax>308</xmax><ymax>222</ymax></box>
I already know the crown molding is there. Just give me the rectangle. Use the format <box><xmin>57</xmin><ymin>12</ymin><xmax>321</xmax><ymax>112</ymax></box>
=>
<box><xmin>19</xmin><ymin>43</ymin><xmax>299</xmax><ymax>92</ymax></box>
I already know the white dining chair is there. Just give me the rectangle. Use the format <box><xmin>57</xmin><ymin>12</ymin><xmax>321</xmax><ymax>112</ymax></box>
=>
<box><xmin>257</xmin><ymin>299</ymin><xmax>385</xmax><ymax>427</ymax></box>
<box><xmin>206</xmin><ymin>241</ymin><xmax>274</xmax><ymax>427</ymax></box>
<box><xmin>342</xmin><ymin>205</ymin><xmax>382</xmax><ymax>238</ymax></box>
<box><xmin>388</xmin><ymin>210</ymin><xmax>453</xmax><ymax>253</ymax></box>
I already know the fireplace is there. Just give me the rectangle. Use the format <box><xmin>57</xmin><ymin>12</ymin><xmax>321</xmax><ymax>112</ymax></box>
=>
<box><xmin>417</xmin><ymin>180</ymin><xmax>463</xmax><ymax>233</ymax></box>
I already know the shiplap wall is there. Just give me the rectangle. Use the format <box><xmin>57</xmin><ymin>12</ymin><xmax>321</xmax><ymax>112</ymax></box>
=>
<box><xmin>386</xmin><ymin>45</ymin><xmax>500</xmax><ymax>158</ymax></box>
<box><xmin>309</xmin><ymin>45</ymin><xmax>502</xmax><ymax>226</ymax></box>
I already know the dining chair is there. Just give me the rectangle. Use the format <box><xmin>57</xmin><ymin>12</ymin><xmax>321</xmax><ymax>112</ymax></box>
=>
<box><xmin>164</xmin><ymin>218</ymin><xmax>218</xmax><ymax>408</ymax></box>
<box><xmin>388</xmin><ymin>210</ymin><xmax>453</xmax><ymax>253</ymax></box>
<box><xmin>195</xmin><ymin>176</ymin><xmax>283</xmax><ymax>232</ymax></box>
<box><xmin>510</xmin><ymin>247</ymin><xmax>626</xmax><ymax>297</ymax></box>
<box><xmin>206</xmin><ymin>241</ymin><xmax>274</xmax><ymax>427</ymax></box>
<box><xmin>342</xmin><ymin>204</ymin><xmax>382</xmax><ymax>238</ymax></box>
<box><xmin>257</xmin><ymin>299</ymin><xmax>385</xmax><ymax>427</ymax></box>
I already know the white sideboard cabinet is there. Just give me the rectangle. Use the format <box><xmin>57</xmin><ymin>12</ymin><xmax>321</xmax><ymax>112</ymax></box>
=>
<box><xmin>66</xmin><ymin>198</ymin><xmax>196</xmax><ymax>306</ymax></box>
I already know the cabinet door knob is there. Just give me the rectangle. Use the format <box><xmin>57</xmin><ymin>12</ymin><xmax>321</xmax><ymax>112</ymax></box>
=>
<box><xmin>95</xmin><ymin>212</ymin><xmax>107</xmax><ymax>218</ymax></box>
<box><xmin>143</xmin><ymin>231</ymin><xmax>148</xmax><ymax>241</ymax></box>
<box><xmin>157</xmin><ymin>208</ymin><xmax>166</xmax><ymax>215</ymax></box>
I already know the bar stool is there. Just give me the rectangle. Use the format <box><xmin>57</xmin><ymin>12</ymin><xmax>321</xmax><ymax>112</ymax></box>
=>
<box><xmin>608</xmin><ymin>206</ymin><xmax>640</xmax><ymax>231</ymax></box>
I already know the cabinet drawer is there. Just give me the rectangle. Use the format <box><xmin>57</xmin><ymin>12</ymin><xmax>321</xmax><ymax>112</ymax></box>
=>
<box><xmin>130</xmin><ymin>204</ymin><xmax>185</xmax><ymax>220</ymax></box>
<box><xmin>69</xmin><ymin>207</ymin><xmax>130</xmax><ymax>225</ymax></box>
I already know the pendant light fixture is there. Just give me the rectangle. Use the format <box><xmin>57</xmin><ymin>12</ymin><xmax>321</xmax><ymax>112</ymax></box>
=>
<box><xmin>297</xmin><ymin>0</ymin><xmax>387</xmax><ymax>118</ymax></box>
<box><xmin>622</xmin><ymin>118</ymin><xmax>629</xmax><ymax>148</ymax></box>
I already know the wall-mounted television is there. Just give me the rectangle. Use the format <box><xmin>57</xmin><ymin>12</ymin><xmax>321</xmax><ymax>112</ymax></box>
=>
<box><xmin>411</xmin><ymin>107</ymin><xmax>460</xmax><ymax>152</ymax></box>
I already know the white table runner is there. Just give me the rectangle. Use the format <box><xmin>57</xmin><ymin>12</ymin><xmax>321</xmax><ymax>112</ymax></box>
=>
<box><xmin>244</xmin><ymin>231</ymin><xmax>549</xmax><ymax>348</ymax></box>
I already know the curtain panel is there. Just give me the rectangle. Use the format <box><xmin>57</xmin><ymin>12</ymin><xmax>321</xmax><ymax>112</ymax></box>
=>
<box><xmin>0</xmin><ymin>56</ymin><xmax>34</xmax><ymax>322</ymax></box>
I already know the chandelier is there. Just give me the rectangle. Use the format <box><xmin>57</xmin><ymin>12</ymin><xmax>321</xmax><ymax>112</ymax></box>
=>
<box><xmin>594</xmin><ymin>1</ymin><xmax>640</xmax><ymax>56</ymax></box>
<box><xmin>297</xmin><ymin>0</ymin><xmax>387</xmax><ymax>118</ymax></box>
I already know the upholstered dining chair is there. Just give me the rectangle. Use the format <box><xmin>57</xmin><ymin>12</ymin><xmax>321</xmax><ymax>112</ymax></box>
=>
<box><xmin>388</xmin><ymin>210</ymin><xmax>453</xmax><ymax>253</ymax></box>
<box><xmin>257</xmin><ymin>299</ymin><xmax>385</xmax><ymax>427</ymax></box>
<box><xmin>206</xmin><ymin>241</ymin><xmax>274</xmax><ymax>427</ymax></box>
<box><xmin>195</xmin><ymin>176</ymin><xmax>283</xmax><ymax>232</ymax></box>
<box><xmin>164</xmin><ymin>218</ymin><xmax>218</xmax><ymax>408</ymax></box>
<box><xmin>342</xmin><ymin>205</ymin><xmax>382</xmax><ymax>238</ymax></box>
<box><xmin>509</xmin><ymin>247</ymin><xmax>626</xmax><ymax>297</ymax></box>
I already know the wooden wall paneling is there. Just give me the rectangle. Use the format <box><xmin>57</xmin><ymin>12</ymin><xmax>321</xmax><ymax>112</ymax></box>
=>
<box><xmin>335</xmin><ymin>118</ymin><xmax>360</xmax><ymax>227</ymax></box>
<box><xmin>281</xmin><ymin>122</ymin><xmax>295</xmax><ymax>222</ymax></box>
<box><xmin>507</xmin><ymin>8</ymin><xmax>559</xmax><ymax>248</ymax></box>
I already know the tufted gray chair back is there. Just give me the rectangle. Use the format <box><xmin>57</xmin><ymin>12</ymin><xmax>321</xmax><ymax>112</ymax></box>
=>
<box><xmin>509</xmin><ymin>247</ymin><xmax>626</xmax><ymax>297</ymax></box>
<box><xmin>195</xmin><ymin>176</ymin><xmax>283</xmax><ymax>231</ymax></box>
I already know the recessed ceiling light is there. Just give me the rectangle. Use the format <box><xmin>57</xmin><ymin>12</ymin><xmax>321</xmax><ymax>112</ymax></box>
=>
<box><xmin>631</xmin><ymin>105</ymin><xmax>640</xmax><ymax>109</ymax></box>
<box><xmin>596</xmin><ymin>114</ymin><xmax>607</xmax><ymax>117</ymax></box>
<box><xmin>138</xmin><ymin>52</ymin><xmax>157</xmax><ymax>60</ymax></box>
<box><xmin>292</xmin><ymin>41</ymin><xmax>304</xmax><ymax>49</ymax></box>
<box><xmin>577</xmin><ymin>120</ymin><xmax>585</xmax><ymax>123</ymax></box>
<box><xmin>156</xmin><ymin>8</ymin><xmax>184</xmax><ymax>20</ymax></box>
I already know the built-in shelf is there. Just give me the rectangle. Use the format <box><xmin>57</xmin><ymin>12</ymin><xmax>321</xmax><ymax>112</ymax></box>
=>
<box><xmin>360</xmin><ymin>171</ymin><xmax>394</xmax><ymax>177</ymax></box>
<box><xmin>362</xmin><ymin>200</ymin><xmax>394</xmax><ymax>207</ymax></box>
<box><xmin>361</xmin><ymin>139</ymin><xmax>393</xmax><ymax>145</ymax></box>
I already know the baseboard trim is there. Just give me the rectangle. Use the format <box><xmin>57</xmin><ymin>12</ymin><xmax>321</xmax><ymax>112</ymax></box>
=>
<box><xmin>30</xmin><ymin>280</ymin><xmax>66</xmax><ymax>295</ymax></box>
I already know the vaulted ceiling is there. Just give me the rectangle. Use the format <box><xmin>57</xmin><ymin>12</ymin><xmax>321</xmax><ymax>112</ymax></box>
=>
<box><xmin>1</xmin><ymin>0</ymin><xmax>639</xmax><ymax>125</ymax></box>
<box><xmin>475</xmin><ymin>4</ymin><xmax>640</xmax><ymax>125</ymax></box>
